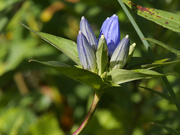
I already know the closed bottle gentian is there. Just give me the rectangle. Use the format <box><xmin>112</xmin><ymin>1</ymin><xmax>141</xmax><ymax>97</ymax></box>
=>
<box><xmin>77</xmin><ymin>14</ymin><xmax>131</xmax><ymax>73</ymax></box>
<box><xmin>99</xmin><ymin>14</ymin><xmax>130</xmax><ymax>69</ymax></box>
<box><xmin>99</xmin><ymin>14</ymin><xmax>120</xmax><ymax>56</ymax></box>
<box><xmin>110</xmin><ymin>35</ymin><xmax>130</xmax><ymax>70</ymax></box>
<box><xmin>77</xmin><ymin>17</ymin><xmax>97</xmax><ymax>72</ymax></box>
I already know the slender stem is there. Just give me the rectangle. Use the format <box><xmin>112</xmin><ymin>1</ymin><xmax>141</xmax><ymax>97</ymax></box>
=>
<box><xmin>118</xmin><ymin>0</ymin><xmax>180</xmax><ymax>112</ymax></box>
<box><xmin>72</xmin><ymin>91</ymin><xmax>103</xmax><ymax>135</ymax></box>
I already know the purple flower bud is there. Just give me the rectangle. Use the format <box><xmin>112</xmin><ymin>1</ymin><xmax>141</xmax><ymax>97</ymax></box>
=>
<box><xmin>110</xmin><ymin>35</ymin><xmax>130</xmax><ymax>69</ymax></box>
<box><xmin>80</xmin><ymin>16</ymin><xmax>98</xmax><ymax>51</ymax></box>
<box><xmin>77</xmin><ymin>31</ymin><xmax>96</xmax><ymax>72</ymax></box>
<box><xmin>99</xmin><ymin>14</ymin><xmax>120</xmax><ymax>56</ymax></box>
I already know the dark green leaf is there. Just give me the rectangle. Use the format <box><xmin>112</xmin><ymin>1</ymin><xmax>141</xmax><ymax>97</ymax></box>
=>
<box><xmin>139</xmin><ymin>86</ymin><xmax>177</xmax><ymax>104</ymax></box>
<box><xmin>29</xmin><ymin>60</ymin><xmax>104</xmax><ymax>90</ymax></box>
<box><xmin>21</xmin><ymin>23</ymin><xmax>81</xmax><ymax>65</ymax></box>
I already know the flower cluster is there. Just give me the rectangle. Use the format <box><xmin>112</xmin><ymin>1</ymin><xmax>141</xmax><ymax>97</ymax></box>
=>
<box><xmin>77</xmin><ymin>14</ymin><xmax>130</xmax><ymax>74</ymax></box>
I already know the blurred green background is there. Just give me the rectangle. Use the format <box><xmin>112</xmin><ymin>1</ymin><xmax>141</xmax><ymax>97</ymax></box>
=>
<box><xmin>0</xmin><ymin>0</ymin><xmax>180</xmax><ymax>134</ymax></box>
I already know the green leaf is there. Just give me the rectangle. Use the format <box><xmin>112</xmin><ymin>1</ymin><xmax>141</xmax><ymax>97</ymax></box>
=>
<box><xmin>127</xmin><ymin>57</ymin><xmax>153</xmax><ymax>69</ymax></box>
<box><xmin>20</xmin><ymin>23</ymin><xmax>81</xmax><ymax>65</ymax></box>
<box><xmin>122</xmin><ymin>0</ymin><xmax>180</xmax><ymax>33</ymax></box>
<box><xmin>141</xmin><ymin>58</ymin><xmax>180</xmax><ymax>69</ymax></box>
<box><xmin>107</xmin><ymin>69</ymin><xmax>164</xmax><ymax>85</ymax></box>
<box><xmin>96</xmin><ymin>35</ymin><xmax>108</xmax><ymax>75</ymax></box>
<box><xmin>152</xmin><ymin>123</ymin><xmax>180</xmax><ymax>135</ymax></box>
<box><xmin>29</xmin><ymin>60</ymin><xmax>104</xmax><ymax>90</ymax></box>
<box><xmin>139</xmin><ymin>86</ymin><xmax>178</xmax><ymax>104</ymax></box>
<box><xmin>144</xmin><ymin>38</ymin><xmax>180</xmax><ymax>55</ymax></box>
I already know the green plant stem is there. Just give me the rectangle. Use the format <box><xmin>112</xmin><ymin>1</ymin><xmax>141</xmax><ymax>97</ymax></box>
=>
<box><xmin>72</xmin><ymin>91</ymin><xmax>103</xmax><ymax>135</ymax></box>
<box><xmin>118</xmin><ymin>0</ymin><xmax>180</xmax><ymax>112</ymax></box>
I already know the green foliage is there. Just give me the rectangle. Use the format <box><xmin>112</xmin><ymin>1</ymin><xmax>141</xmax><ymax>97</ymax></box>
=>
<box><xmin>107</xmin><ymin>69</ymin><xmax>163</xmax><ymax>85</ymax></box>
<box><xmin>1</xmin><ymin>0</ymin><xmax>180</xmax><ymax>134</ymax></box>
<box><xmin>96</xmin><ymin>35</ymin><xmax>109</xmax><ymax>75</ymax></box>
<box><xmin>21</xmin><ymin>23</ymin><xmax>81</xmax><ymax>66</ymax></box>
<box><xmin>122</xmin><ymin>0</ymin><xmax>180</xmax><ymax>33</ymax></box>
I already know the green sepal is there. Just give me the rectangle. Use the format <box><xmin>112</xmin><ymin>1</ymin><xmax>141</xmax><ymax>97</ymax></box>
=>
<box><xmin>96</xmin><ymin>34</ymin><xmax>109</xmax><ymax>75</ymax></box>
<box><xmin>127</xmin><ymin>43</ymin><xmax>136</xmax><ymax>63</ymax></box>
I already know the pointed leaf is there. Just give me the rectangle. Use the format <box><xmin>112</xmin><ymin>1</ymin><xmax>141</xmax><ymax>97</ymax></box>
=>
<box><xmin>139</xmin><ymin>86</ymin><xmax>178</xmax><ymax>104</ymax></box>
<box><xmin>107</xmin><ymin>69</ymin><xmax>164</xmax><ymax>85</ymax></box>
<box><xmin>141</xmin><ymin>58</ymin><xmax>180</xmax><ymax>69</ymax></box>
<box><xmin>122</xmin><ymin>0</ymin><xmax>180</xmax><ymax>33</ymax></box>
<box><xmin>144</xmin><ymin>38</ymin><xmax>180</xmax><ymax>55</ymax></box>
<box><xmin>21</xmin><ymin>23</ymin><xmax>81</xmax><ymax>65</ymax></box>
<box><xmin>127</xmin><ymin>57</ymin><xmax>153</xmax><ymax>69</ymax></box>
<box><xmin>29</xmin><ymin>60</ymin><xmax>104</xmax><ymax>90</ymax></box>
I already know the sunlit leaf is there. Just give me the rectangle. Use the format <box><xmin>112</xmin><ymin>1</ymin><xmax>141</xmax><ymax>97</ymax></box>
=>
<box><xmin>21</xmin><ymin>23</ymin><xmax>81</xmax><ymax>65</ymax></box>
<box><xmin>107</xmin><ymin>69</ymin><xmax>164</xmax><ymax>85</ymax></box>
<box><xmin>122</xmin><ymin>0</ymin><xmax>180</xmax><ymax>33</ymax></box>
<box><xmin>29</xmin><ymin>59</ymin><xmax>105</xmax><ymax>90</ymax></box>
<box><xmin>144</xmin><ymin>38</ymin><xmax>180</xmax><ymax>56</ymax></box>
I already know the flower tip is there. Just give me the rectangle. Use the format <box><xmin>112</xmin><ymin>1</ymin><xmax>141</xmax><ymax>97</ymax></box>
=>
<box><xmin>125</xmin><ymin>35</ymin><xmax>129</xmax><ymax>39</ymax></box>
<box><xmin>81</xmin><ymin>16</ymin><xmax>85</xmax><ymax>20</ymax></box>
<box><xmin>132</xmin><ymin>43</ymin><xmax>136</xmax><ymax>46</ymax></box>
<box><xmin>79</xmin><ymin>31</ymin><xmax>82</xmax><ymax>34</ymax></box>
<box><xmin>112</xmin><ymin>14</ymin><xmax>117</xmax><ymax>17</ymax></box>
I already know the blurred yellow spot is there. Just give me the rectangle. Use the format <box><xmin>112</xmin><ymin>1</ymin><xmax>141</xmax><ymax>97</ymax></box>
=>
<box><xmin>41</xmin><ymin>2</ymin><xmax>65</xmax><ymax>22</ymax></box>
<box><xmin>6</xmin><ymin>32</ymin><xmax>13</xmax><ymax>40</ymax></box>
<box><xmin>41</xmin><ymin>11</ymin><xmax>52</xmax><ymax>22</ymax></box>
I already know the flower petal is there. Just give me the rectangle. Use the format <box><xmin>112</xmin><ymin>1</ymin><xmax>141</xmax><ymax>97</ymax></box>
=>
<box><xmin>99</xmin><ymin>14</ymin><xmax>120</xmax><ymax>56</ymax></box>
<box><xmin>80</xmin><ymin>16</ymin><xmax>98</xmax><ymax>50</ymax></box>
<box><xmin>110</xmin><ymin>35</ymin><xmax>130</xmax><ymax>70</ymax></box>
<box><xmin>77</xmin><ymin>31</ymin><xmax>96</xmax><ymax>72</ymax></box>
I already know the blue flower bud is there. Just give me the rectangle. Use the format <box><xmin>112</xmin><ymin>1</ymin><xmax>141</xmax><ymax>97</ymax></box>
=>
<box><xmin>80</xmin><ymin>16</ymin><xmax>98</xmax><ymax>51</ymax></box>
<box><xmin>77</xmin><ymin>31</ymin><xmax>96</xmax><ymax>72</ymax></box>
<box><xmin>110</xmin><ymin>35</ymin><xmax>130</xmax><ymax>70</ymax></box>
<box><xmin>99</xmin><ymin>14</ymin><xmax>120</xmax><ymax>56</ymax></box>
